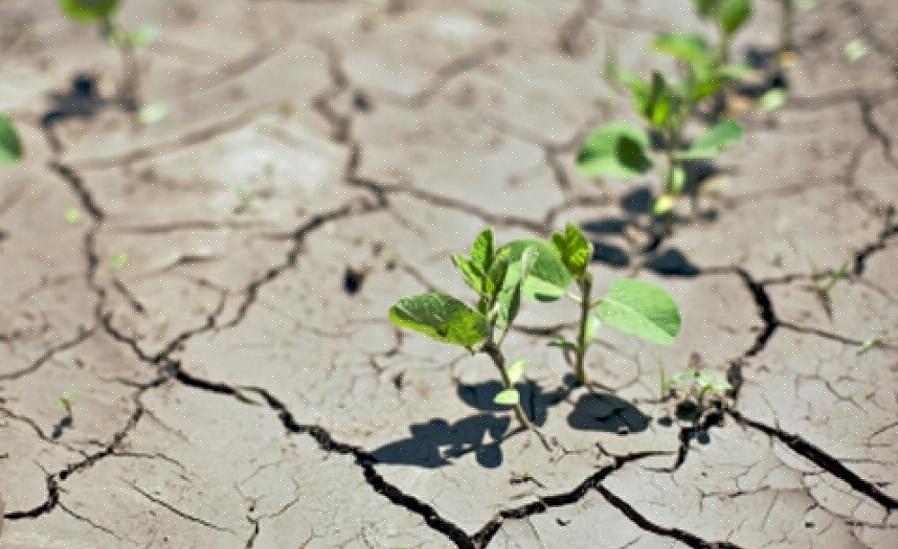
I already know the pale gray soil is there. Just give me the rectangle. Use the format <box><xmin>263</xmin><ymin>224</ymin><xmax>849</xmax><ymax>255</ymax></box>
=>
<box><xmin>1</xmin><ymin>0</ymin><xmax>897</xmax><ymax>547</ymax></box>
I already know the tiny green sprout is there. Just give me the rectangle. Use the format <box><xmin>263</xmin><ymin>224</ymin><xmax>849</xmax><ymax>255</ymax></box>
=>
<box><xmin>759</xmin><ymin>88</ymin><xmax>788</xmax><ymax>112</ymax></box>
<box><xmin>57</xmin><ymin>389</ymin><xmax>76</xmax><ymax>417</ymax></box>
<box><xmin>808</xmin><ymin>259</ymin><xmax>849</xmax><ymax>318</ymax></box>
<box><xmin>64</xmin><ymin>208</ymin><xmax>83</xmax><ymax>226</ymax></box>
<box><xmin>660</xmin><ymin>354</ymin><xmax>731</xmax><ymax>421</ymax></box>
<box><xmin>843</xmin><ymin>39</ymin><xmax>868</xmax><ymax>63</ymax></box>
<box><xmin>0</xmin><ymin>115</ymin><xmax>23</xmax><ymax>166</ymax></box>
<box><xmin>545</xmin><ymin>224</ymin><xmax>681</xmax><ymax>385</ymax></box>
<box><xmin>857</xmin><ymin>337</ymin><xmax>884</xmax><ymax>355</ymax></box>
<box><xmin>110</xmin><ymin>252</ymin><xmax>129</xmax><ymax>270</ymax></box>
<box><xmin>59</xmin><ymin>0</ymin><xmax>156</xmax><ymax>110</ymax></box>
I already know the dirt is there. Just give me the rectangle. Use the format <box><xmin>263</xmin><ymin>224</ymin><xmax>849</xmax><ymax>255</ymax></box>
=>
<box><xmin>1</xmin><ymin>0</ymin><xmax>897</xmax><ymax>547</ymax></box>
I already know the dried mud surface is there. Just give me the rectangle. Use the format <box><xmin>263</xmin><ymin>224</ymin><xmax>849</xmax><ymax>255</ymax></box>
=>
<box><xmin>1</xmin><ymin>0</ymin><xmax>897</xmax><ymax>547</ymax></box>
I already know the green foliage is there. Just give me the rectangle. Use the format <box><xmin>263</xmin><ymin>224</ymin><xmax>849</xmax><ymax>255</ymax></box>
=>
<box><xmin>389</xmin><ymin>293</ymin><xmax>489</xmax><ymax>349</ymax></box>
<box><xmin>690</xmin><ymin>0</ymin><xmax>753</xmax><ymax>37</ymax></box>
<box><xmin>576</xmin><ymin>122</ymin><xmax>652</xmax><ymax>179</ymax></box>
<box><xmin>550</xmin><ymin>223</ymin><xmax>593</xmax><ymax>279</ymax></box>
<box><xmin>499</xmin><ymin>240</ymin><xmax>571</xmax><ymax>302</ymax></box>
<box><xmin>843</xmin><ymin>39</ymin><xmax>868</xmax><ymax>63</ymax></box>
<box><xmin>59</xmin><ymin>0</ymin><xmax>119</xmax><ymax>22</ymax></box>
<box><xmin>596</xmin><ymin>279</ymin><xmax>682</xmax><ymax>345</ymax></box>
<box><xmin>494</xmin><ymin>389</ymin><xmax>520</xmax><ymax>406</ymax></box>
<box><xmin>759</xmin><ymin>88</ymin><xmax>788</xmax><ymax>111</ymax></box>
<box><xmin>654</xmin><ymin>33</ymin><xmax>710</xmax><ymax>63</ymax></box>
<box><xmin>0</xmin><ymin>116</ymin><xmax>23</xmax><ymax>166</ymax></box>
<box><xmin>675</xmin><ymin>119</ymin><xmax>743</xmax><ymax>160</ymax></box>
<box><xmin>505</xmin><ymin>359</ymin><xmax>526</xmax><ymax>384</ymax></box>
<box><xmin>661</xmin><ymin>367</ymin><xmax>732</xmax><ymax>396</ymax></box>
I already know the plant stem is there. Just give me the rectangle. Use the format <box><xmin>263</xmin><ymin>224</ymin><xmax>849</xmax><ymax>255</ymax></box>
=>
<box><xmin>481</xmin><ymin>340</ymin><xmax>533</xmax><ymax>430</ymax></box>
<box><xmin>781</xmin><ymin>0</ymin><xmax>795</xmax><ymax>53</ymax></box>
<box><xmin>574</xmin><ymin>272</ymin><xmax>593</xmax><ymax>385</ymax></box>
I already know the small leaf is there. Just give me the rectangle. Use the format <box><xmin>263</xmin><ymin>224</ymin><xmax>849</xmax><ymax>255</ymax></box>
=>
<box><xmin>577</xmin><ymin>122</ymin><xmax>653</xmax><ymax>179</ymax></box>
<box><xmin>551</xmin><ymin>223</ymin><xmax>592</xmax><ymax>279</ymax></box>
<box><xmin>759</xmin><ymin>88</ymin><xmax>788</xmax><ymax>111</ymax></box>
<box><xmin>0</xmin><ymin>115</ymin><xmax>23</xmax><ymax>166</ymax></box>
<box><xmin>596</xmin><ymin>279</ymin><xmax>681</xmax><ymax>345</ymax></box>
<box><xmin>389</xmin><ymin>293</ymin><xmax>490</xmax><ymax>348</ymax></box>
<box><xmin>64</xmin><ymin>208</ymin><xmax>83</xmax><ymax>226</ymax></box>
<box><xmin>452</xmin><ymin>254</ymin><xmax>486</xmax><ymax>296</ymax></box>
<box><xmin>59</xmin><ymin>0</ymin><xmax>119</xmax><ymax>22</ymax></box>
<box><xmin>500</xmin><ymin>240</ymin><xmax>571</xmax><ymax>302</ymax></box>
<box><xmin>496</xmin><ymin>246</ymin><xmax>538</xmax><ymax>326</ymax></box>
<box><xmin>670</xmin><ymin>166</ymin><xmax>686</xmax><ymax>194</ymax></box>
<box><xmin>586</xmin><ymin>312</ymin><xmax>601</xmax><ymax>342</ymax></box>
<box><xmin>718</xmin><ymin>0</ymin><xmax>752</xmax><ymax>37</ymax></box>
<box><xmin>486</xmin><ymin>247</ymin><xmax>512</xmax><ymax>298</ymax></box>
<box><xmin>653</xmin><ymin>194</ymin><xmax>676</xmax><ymax>216</ymax></box>
<box><xmin>654</xmin><ymin>33</ymin><xmax>710</xmax><ymax>63</ymax></box>
<box><xmin>110</xmin><ymin>252</ymin><xmax>129</xmax><ymax>270</ymax></box>
<box><xmin>843</xmin><ymin>39</ymin><xmax>867</xmax><ymax>63</ymax></box>
<box><xmin>494</xmin><ymin>388</ymin><xmax>520</xmax><ymax>406</ymax></box>
<box><xmin>138</xmin><ymin>103</ymin><xmax>169</xmax><ymax>125</ymax></box>
<box><xmin>471</xmin><ymin>228</ymin><xmax>494</xmax><ymax>274</ymax></box>
<box><xmin>675</xmin><ymin>120</ymin><xmax>743</xmax><ymax>160</ymax></box>
<box><xmin>506</xmin><ymin>359</ymin><xmax>526</xmax><ymax>384</ymax></box>
<box><xmin>857</xmin><ymin>337</ymin><xmax>883</xmax><ymax>355</ymax></box>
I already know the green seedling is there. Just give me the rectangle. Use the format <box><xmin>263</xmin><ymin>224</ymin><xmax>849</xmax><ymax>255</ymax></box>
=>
<box><xmin>110</xmin><ymin>252</ymin><xmax>129</xmax><ymax>270</ymax></box>
<box><xmin>390</xmin><ymin>228</ymin><xmax>543</xmax><ymax>436</ymax></box>
<box><xmin>580</xmin><ymin>66</ymin><xmax>744</xmax><ymax>218</ymax></box>
<box><xmin>0</xmin><ymin>115</ymin><xmax>23</xmax><ymax>166</ymax></box>
<box><xmin>59</xmin><ymin>0</ymin><xmax>158</xmax><ymax>110</ymax></box>
<box><xmin>546</xmin><ymin>224</ymin><xmax>681</xmax><ymax>385</ymax></box>
<box><xmin>390</xmin><ymin>226</ymin><xmax>681</xmax><ymax>437</ymax></box>
<box><xmin>808</xmin><ymin>259</ymin><xmax>848</xmax><ymax>318</ymax></box>
<box><xmin>843</xmin><ymin>39</ymin><xmax>868</xmax><ymax>63</ymax></box>
<box><xmin>759</xmin><ymin>87</ymin><xmax>788</xmax><ymax>112</ymax></box>
<box><xmin>660</xmin><ymin>354</ymin><xmax>731</xmax><ymax>421</ymax></box>
<box><xmin>57</xmin><ymin>389</ymin><xmax>76</xmax><ymax>419</ymax></box>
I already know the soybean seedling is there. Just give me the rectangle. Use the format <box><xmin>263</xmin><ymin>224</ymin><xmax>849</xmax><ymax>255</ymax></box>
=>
<box><xmin>688</xmin><ymin>0</ymin><xmax>753</xmax><ymax>63</ymax></box>
<box><xmin>390</xmin><ymin>228</ymin><xmax>544</xmax><ymax>437</ymax></box>
<box><xmin>579</xmin><ymin>67</ymin><xmax>744</xmax><ymax>220</ymax></box>
<box><xmin>660</xmin><ymin>354</ymin><xmax>732</xmax><ymax>422</ymax></box>
<box><xmin>544</xmin><ymin>224</ymin><xmax>682</xmax><ymax>385</ymax></box>
<box><xmin>0</xmin><ymin>115</ymin><xmax>23</xmax><ymax>166</ymax></box>
<box><xmin>807</xmin><ymin>259</ymin><xmax>849</xmax><ymax>319</ymax></box>
<box><xmin>59</xmin><ymin>0</ymin><xmax>159</xmax><ymax>113</ymax></box>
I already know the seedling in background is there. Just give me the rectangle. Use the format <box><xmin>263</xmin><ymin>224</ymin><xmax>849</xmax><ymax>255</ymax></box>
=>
<box><xmin>59</xmin><ymin>0</ymin><xmax>161</xmax><ymax>115</ymax></box>
<box><xmin>689</xmin><ymin>0</ymin><xmax>753</xmax><ymax>62</ymax></box>
<box><xmin>65</xmin><ymin>208</ymin><xmax>83</xmax><ymax>226</ymax></box>
<box><xmin>110</xmin><ymin>252</ymin><xmax>129</xmax><ymax>270</ymax></box>
<box><xmin>545</xmin><ymin>224</ymin><xmax>681</xmax><ymax>385</ymax></box>
<box><xmin>843</xmin><ymin>39</ymin><xmax>868</xmax><ymax>63</ymax></box>
<box><xmin>808</xmin><ymin>259</ymin><xmax>848</xmax><ymax>319</ymax></box>
<box><xmin>579</xmin><ymin>68</ymin><xmax>743</xmax><ymax>220</ymax></box>
<box><xmin>0</xmin><ymin>115</ymin><xmax>23</xmax><ymax>166</ymax></box>
<box><xmin>660</xmin><ymin>354</ymin><xmax>731</xmax><ymax>421</ymax></box>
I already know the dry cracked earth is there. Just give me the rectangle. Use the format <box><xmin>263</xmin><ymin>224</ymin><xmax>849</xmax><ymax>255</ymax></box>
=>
<box><xmin>1</xmin><ymin>0</ymin><xmax>897</xmax><ymax>547</ymax></box>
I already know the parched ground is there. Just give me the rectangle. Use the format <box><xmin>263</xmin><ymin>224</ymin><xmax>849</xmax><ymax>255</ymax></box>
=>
<box><xmin>1</xmin><ymin>0</ymin><xmax>897</xmax><ymax>547</ymax></box>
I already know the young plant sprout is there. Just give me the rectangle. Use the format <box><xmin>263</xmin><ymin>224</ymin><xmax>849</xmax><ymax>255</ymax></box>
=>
<box><xmin>660</xmin><ymin>354</ymin><xmax>732</xmax><ymax>421</ymax></box>
<box><xmin>688</xmin><ymin>0</ymin><xmax>753</xmax><ymax>63</ymax></box>
<box><xmin>808</xmin><ymin>259</ymin><xmax>848</xmax><ymax>318</ymax></box>
<box><xmin>0</xmin><ymin>115</ymin><xmax>22</xmax><ymax>166</ymax></box>
<box><xmin>390</xmin><ymin>228</ymin><xmax>543</xmax><ymax>437</ymax></box>
<box><xmin>545</xmin><ymin>224</ymin><xmax>682</xmax><ymax>385</ymax></box>
<box><xmin>578</xmin><ymin>68</ymin><xmax>743</xmax><ymax>219</ymax></box>
<box><xmin>389</xmin><ymin>225</ymin><xmax>682</xmax><ymax>436</ymax></box>
<box><xmin>60</xmin><ymin>0</ymin><xmax>159</xmax><ymax>113</ymax></box>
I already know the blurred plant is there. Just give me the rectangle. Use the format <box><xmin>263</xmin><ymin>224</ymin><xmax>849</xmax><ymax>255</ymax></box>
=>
<box><xmin>0</xmin><ymin>115</ymin><xmax>22</xmax><ymax>166</ymax></box>
<box><xmin>59</xmin><ymin>0</ymin><xmax>163</xmax><ymax>118</ymax></box>
<box><xmin>808</xmin><ymin>259</ymin><xmax>848</xmax><ymax>318</ymax></box>
<box><xmin>843</xmin><ymin>39</ymin><xmax>868</xmax><ymax>63</ymax></box>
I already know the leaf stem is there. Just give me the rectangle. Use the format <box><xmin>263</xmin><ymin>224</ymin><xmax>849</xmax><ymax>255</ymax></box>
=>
<box><xmin>574</xmin><ymin>272</ymin><xmax>593</xmax><ymax>385</ymax></box>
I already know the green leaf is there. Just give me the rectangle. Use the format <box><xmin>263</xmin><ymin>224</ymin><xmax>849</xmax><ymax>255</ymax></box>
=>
<box><xmin>506</xmin><ymin>359</ymin><xmax>526</xmax><ymax>384</ymax></box>
<box><xmin>759</xmin><ymin>88</ymin><xmax>788</xmax><ymax>111</ymax></box>
<box><xmin>486</xmin><ymin>247</ymin><xmax>512</xmax><ymax>298</ymax></box>
<box><xmin>670</xmin><ymin>166</ymin><xmax>686</xmax><ymax>194</ymax></box>
<box><xmin>576</xmin><ymin>122</ymin><xmax>653</xmax><ymax>179</ymax></box>
<box><xmin>59</xmin><ymin>0</ymin><xmax>119</xmax><ymax>22</ymax></box>
<box><xmin>389</xmin><ymin>293</ymin><xmax>489</xmax><ymax>348</ymax></box>
<box><xmin>857</xmin><ymin>337</ymin><xmax>883</xmax><ymax>355</ymax></box>
<box><xmin>471</xmin><ymin>228</ymin><xmax>494</xmax><ymax>274</ymax></box>
<box><xmin>0</xmin><ymin>115</ymin><xmax>23</xmax><ymax>166</ymax></box>
<box><xmin>548</xmin><ymin>338</ymin><xmax>578</xmax><ymax>350</ymax></box>
<box><xmin>675</xmin><ymin>119</ymin><xmax>743</xmax><ymax>160</ymax></box>
<box><xmin>110</xmin><ymin>252</ymin><xmax>129</xmax><ymax>270</ymax></box>
<box><xmin>653</xmin><ymin>194</ymin><xmax>676</xmax><ymax>216</ymax></box>
<box><xmin>129</xmin><ymin>24</ymin><xmax>159</xmax><ymax>47</ymax></box>
<box><xmin>493</xmin><ymin>389</ymin><xmax>520</xmax><ymax>406</ymax></box>
<box><xmin>692</xmin><ymin>0</ymin><xmax>718</xmax><ymax>18</ymax></box>
<box><xmin>497</xmin><ymin>246</ymin><xmax>539</xmax><ymax>326</ymax></box>
<box><xmin>550</xmin><ymin>223</ymin><xmax>592</xmax><ymax>279</ymax></box>
<box><xmin>452</xmin><ymin>254</ymin><xmax>486</xmax><ymax>295</ymax></box>
<box><xmin>718</xmin><ymin>0</ymin><xmax>752</xmax><ymax>36</ymax></box>
<box><xmin>843</xmin><ymin>39</ymin><xmax>867</xmax><ymax>63</ymax></box>
<box><xmin>654</xmin><ymin>33</ymin><xmax>710</xmax><ymax>63</ymax></box>
<box><xmin>500</xmin><ymin>240</ymin><xmax>571</xmax><ymax>301</ymax></box>
<box><xmin>64</xmin><ymin>208</ymin><xmax>83</xmax><ymax>226</ymax></box>
<box><xmin>596</xmin><ymin>279</ymin><xmax>681</xmax><ymax>345</ymax></box>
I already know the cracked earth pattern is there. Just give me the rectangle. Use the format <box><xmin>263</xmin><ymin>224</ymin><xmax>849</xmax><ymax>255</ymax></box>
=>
<box><xmin>1</xmin><ymin>0</ymin><xmax>897</xmax><ymax>547</ymax></box>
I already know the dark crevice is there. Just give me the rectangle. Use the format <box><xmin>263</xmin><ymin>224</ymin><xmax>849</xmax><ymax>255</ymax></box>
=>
<box><xmin>853</xmin><ymin>209</ymin><xmax>898</xmax><ymax>275</ymax></box>
<box><xmin>733</xmin><ymin>267</ymin><xmax>779</xmax><ymax>357</ymax></box>
<box><xmin>596</xmin><ymin>485</ymin><xmax>744</xmax><ymax>549</ymax></box>
<box><xmin>728</xmin><ymin>409</ymin><xmax>898</xmax><ymax>511</ymax></box>
<box><xmin>50</xmin><ymin>162</ymin><xmax>105</xmax><ymax>221</ymax></box>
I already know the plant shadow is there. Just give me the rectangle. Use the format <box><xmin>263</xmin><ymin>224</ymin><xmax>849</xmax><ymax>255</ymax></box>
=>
<box><xmin>41</xmin><ymin>73</ymin><xmax>108</xmax><ymax>152</ymax></box>
<box><xmin>567</xmin><ymin>392</ymin><xmax>650</xmax><ymax>434</ymax></box>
